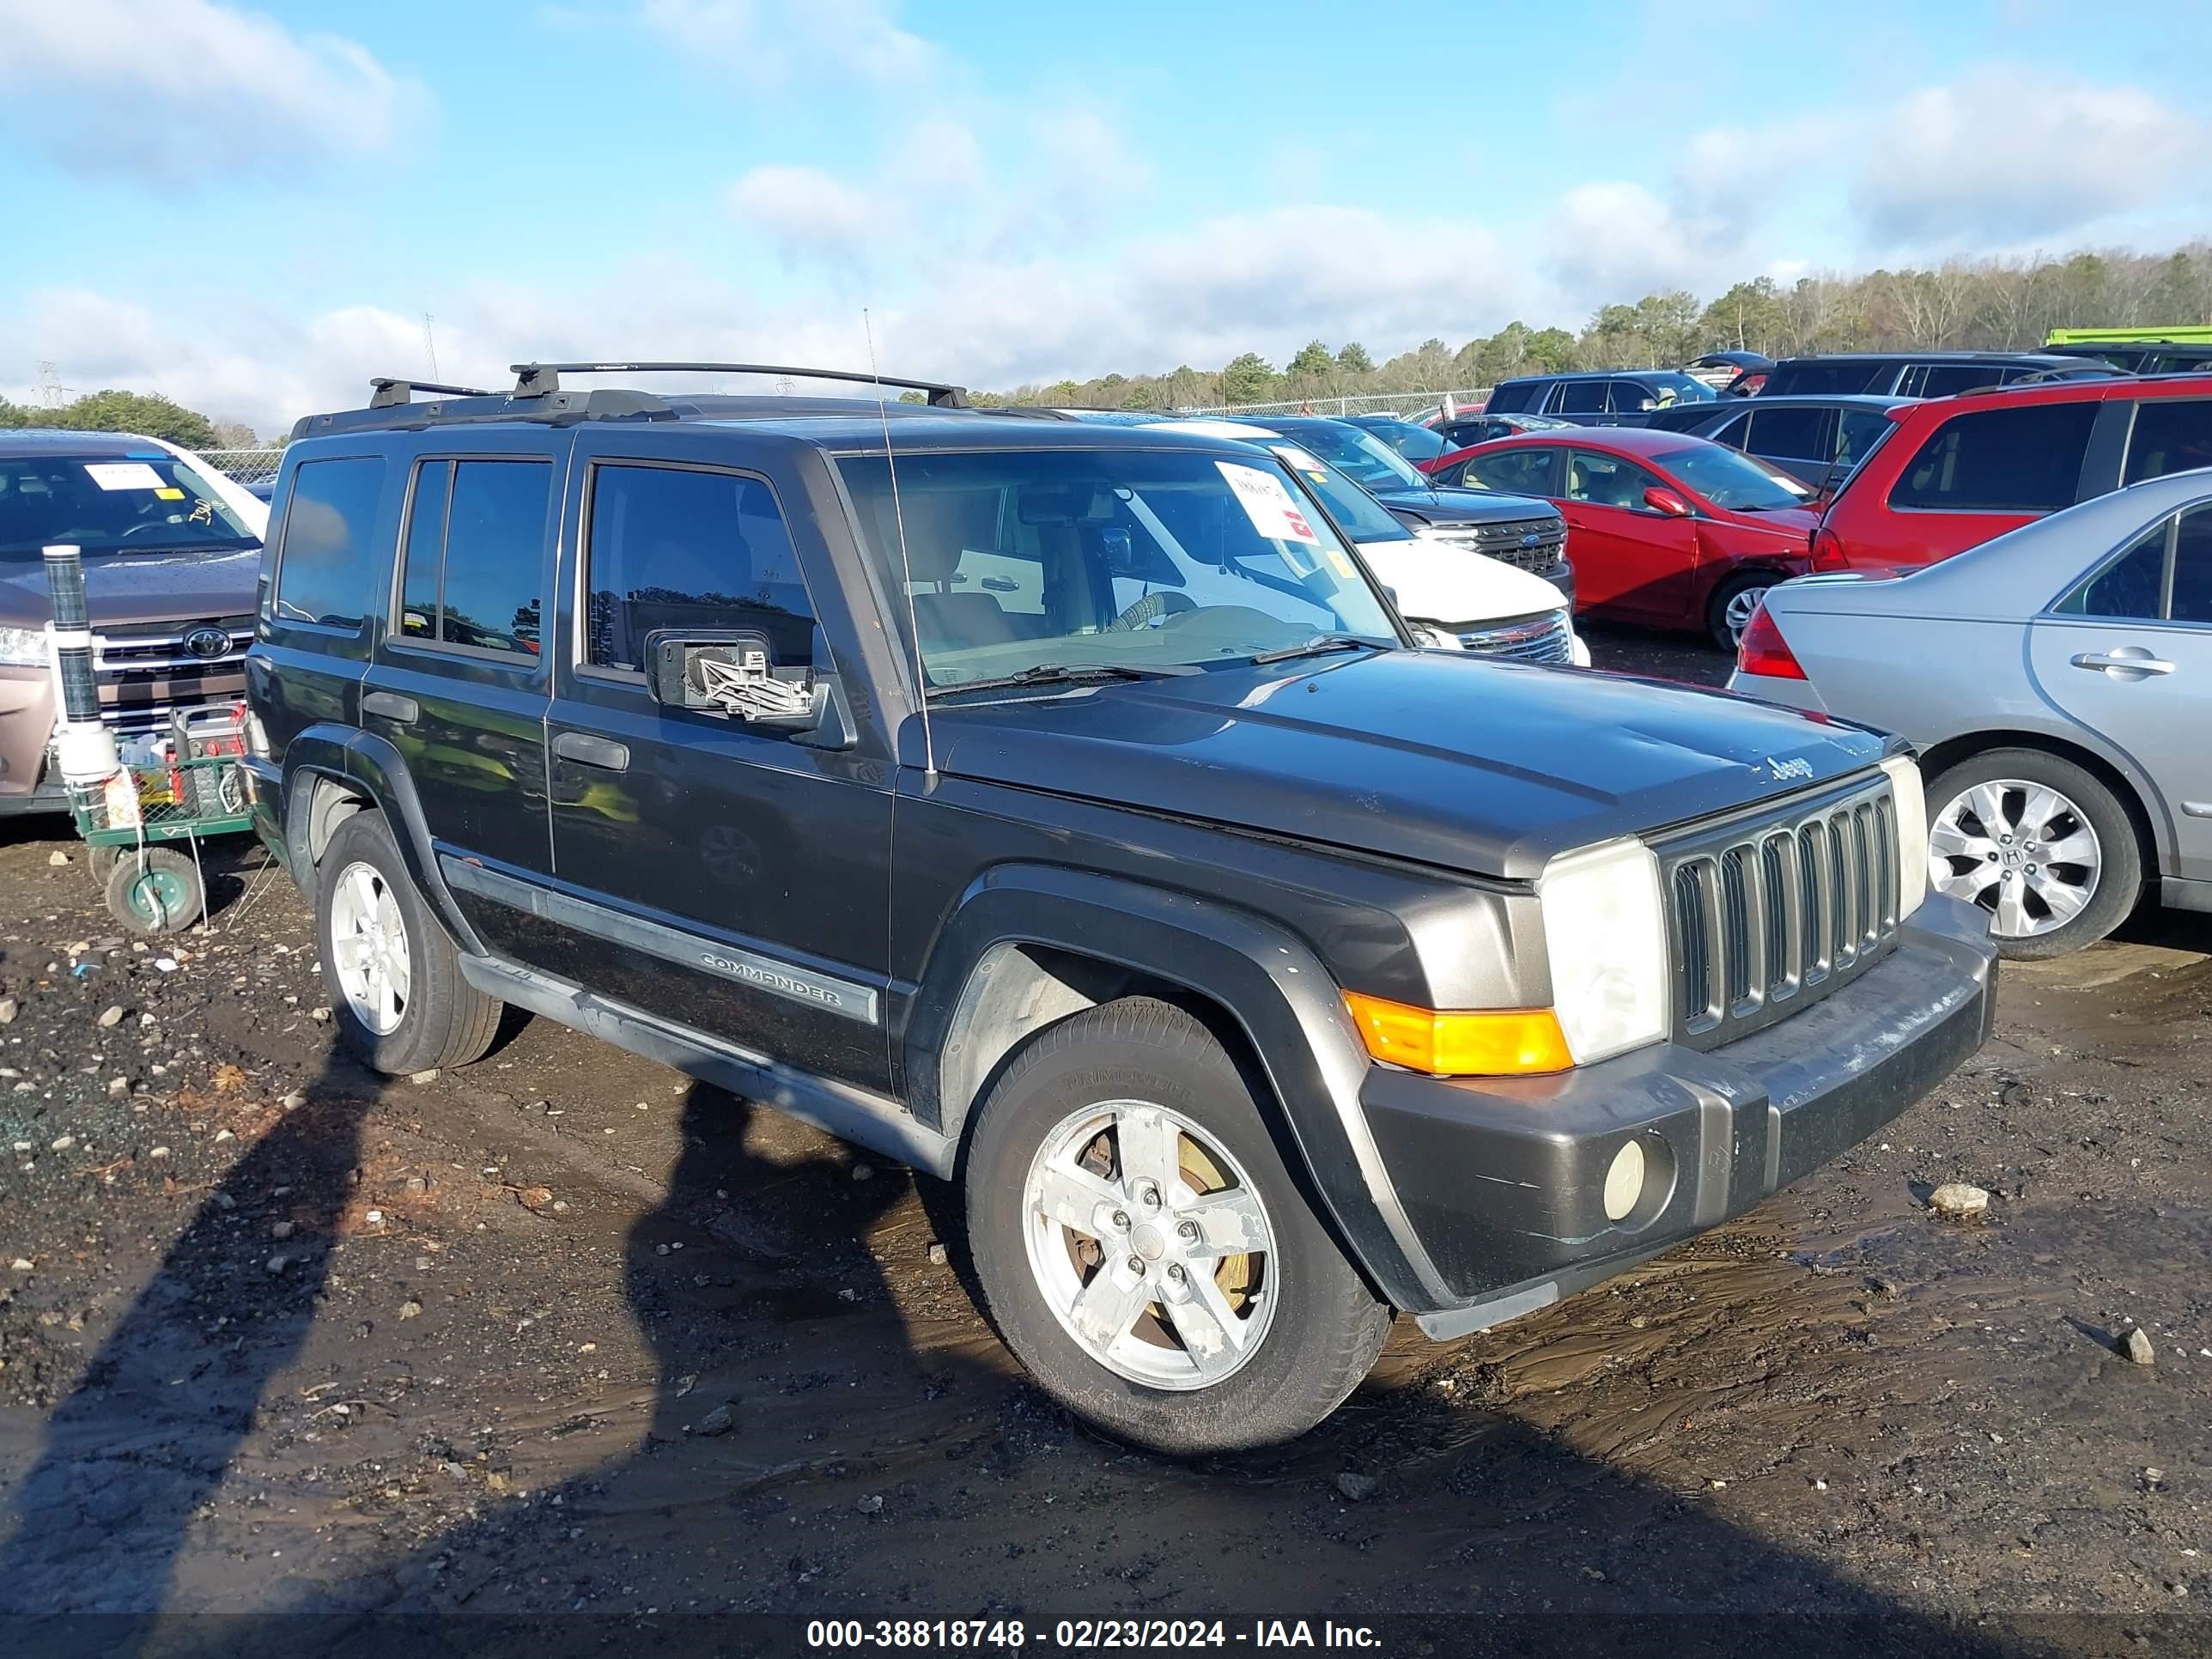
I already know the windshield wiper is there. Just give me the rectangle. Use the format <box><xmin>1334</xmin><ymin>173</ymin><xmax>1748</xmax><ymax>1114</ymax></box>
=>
<box><xmin>928</xmin><ymin>662</ymin><xmax>1200</xmax><ymax>698</ymax></box>
<box><xmin>1248</xmin><ymin>634</ymin><xmax>1387</xmax><ymax>666</ymax></box>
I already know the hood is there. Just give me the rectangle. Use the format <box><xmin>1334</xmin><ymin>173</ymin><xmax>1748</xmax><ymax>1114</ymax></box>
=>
<box><xmin>1378</xmin><ymin>487</ymin><xmax>1557</xmax><ymax>527</ymax></box>
<box><xmin>930</xmin><ymin>649</ymin><xmax>1887</xmax><ymax>880</ymax></box>
<box><xmin>1356</xmin><ymin>538</ymin><xmax>1567</xmax><ymax>626</ymax></box>
<box><xmin>0</xmin><ymin>543</ymin><xmax>263</xmax><ymax>628</ymax></box>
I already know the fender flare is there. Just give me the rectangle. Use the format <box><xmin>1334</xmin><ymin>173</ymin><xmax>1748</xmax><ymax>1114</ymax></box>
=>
<box><xmin>276</xmin><ymin>725</ymin><xmax>484</xmax><ymax>955</ymax></box>
<box><xmin>905</xmin><ymin>864</ymin><xmax>1452</xmax><ymax>1312</ymax></box>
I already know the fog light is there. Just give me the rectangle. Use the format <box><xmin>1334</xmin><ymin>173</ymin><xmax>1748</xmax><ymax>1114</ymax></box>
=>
<box><xmin>1602</xmin><ymin>1139</ymin><xmax>1646</xmax><ymax>1223</ymax></box>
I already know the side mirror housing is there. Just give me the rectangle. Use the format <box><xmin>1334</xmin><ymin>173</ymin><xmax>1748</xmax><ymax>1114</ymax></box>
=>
<box><xmin>641</xmin><ymin>629</ymin><xmax>853</xmax><ymax>748</ymax></box>
<box><xmin>1643</xmin><ymin>486</ymin><xmax>1692</xmax><ymax>517</ymax></box>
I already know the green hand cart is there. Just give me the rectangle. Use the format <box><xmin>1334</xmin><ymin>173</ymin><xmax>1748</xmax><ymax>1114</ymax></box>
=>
<box><xmin>65</xmin><ymin>750</ymin><xmax>252</xmax><ymax>934</ymax></box>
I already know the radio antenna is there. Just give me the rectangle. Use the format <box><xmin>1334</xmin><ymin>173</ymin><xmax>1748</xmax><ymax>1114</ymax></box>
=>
<box><xmin>865</xmin><ymin>307</ymin><xmax>933</xmax><ymax>777</ymax></box>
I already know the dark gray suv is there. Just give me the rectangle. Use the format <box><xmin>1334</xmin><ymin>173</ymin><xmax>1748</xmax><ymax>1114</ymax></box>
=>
<box><xmin>244</xmin><ymin>363</ymin><xmax>1996</xmax><ymax>1454</ymax></box>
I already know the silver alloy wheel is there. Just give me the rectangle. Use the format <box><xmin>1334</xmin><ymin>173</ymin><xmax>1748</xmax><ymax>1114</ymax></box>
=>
<box><xmin>1021</xmin><ymin>1098</ymin><xmax>1278</xmax><ymax>1391</ymax></box>
<box><xmin>1723</xmin><ymin>582</ymin><xmax>1771</xmax><ymax>643</ymax></box>
<box><xmin>327</xmin><ymin>860</ymin><xmax>412</xmax><ymax>1036</ymax></box>
<box><xmin>1929</xmin><ymin>778</ymin><xmax>2103</xmax><ymax>939</ymax></box>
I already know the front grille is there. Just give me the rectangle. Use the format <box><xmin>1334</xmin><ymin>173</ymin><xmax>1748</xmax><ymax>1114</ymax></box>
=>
<box><xmin>92</xmin><ymin>616</ymin><xmax>251</xmax><ymax>732</ymax></box>
<box><xmin>1421</xmin><ymin>516</ymin><xmax>1569</xmax><ymax>575</ymax></box>
<box><xmin>1454</xmin><ymin>610</ymin><xmax>1573</xmax><ymax>664</ymax></box>
<box><xmin>1662</xmin><ymin>777</ymin><xmax>1899</xmax><ymax>1048</ymax></box>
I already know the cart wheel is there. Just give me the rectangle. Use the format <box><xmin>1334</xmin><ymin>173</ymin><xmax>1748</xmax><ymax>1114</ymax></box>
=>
<box><xmin>87</xmin><ymin>845</ymin><xmax>119</xmax><ymax>882</ymax></box>
<box><xmin>106</xmin><ymin>847</ymin><xmax>204</xmax><ymax>934</ymax></box>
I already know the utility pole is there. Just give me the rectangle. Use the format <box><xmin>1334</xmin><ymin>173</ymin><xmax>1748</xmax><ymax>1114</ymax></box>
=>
<box><xmin>422</xmin><ymin>313</ymin><xmax>441</xmax><ymax>382</ymax></box>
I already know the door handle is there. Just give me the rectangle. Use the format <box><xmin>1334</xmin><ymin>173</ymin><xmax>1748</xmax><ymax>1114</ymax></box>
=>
<box><xmin>552</xmin><ymin>732</ymin><xmax>629</xmax><ymax>771</ymax></box>
<box><xmin>362</xmin><ymin>690</ymin><xmax>419</xmax><ymax>722</ymax></box>
<box><xmin>2071</xmin><ymin>647</ymin><xmax>2175</xmax><ymax>680</ymax></box>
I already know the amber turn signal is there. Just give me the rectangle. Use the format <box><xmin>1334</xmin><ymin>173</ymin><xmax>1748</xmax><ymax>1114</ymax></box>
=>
<box><xmin>1341</xmin><ymin>992</ymin><xmax>1576</xmax><ymax>1077</ymax></box>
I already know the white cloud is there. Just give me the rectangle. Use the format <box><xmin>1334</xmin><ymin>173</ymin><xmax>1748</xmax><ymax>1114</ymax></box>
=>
<box><xmin>1849</xmin><ymin>70</ymin><xmax>2209</xmax><ymax>247</ymax></box>
<box><xmin>728</xmin><ymin>165</ymin><xmax>879</xmax><ymax>258</ymax></box>
<box><xmin>636</xmin><ymin>0</ymin><xmax>932</xmax><ymax>87</ymax></box>
<box><xmin>1541</xmin><ymin>182</ymin><xmax>1747</xmax><ymax>304</ymax></box>
<box><xmin>0</xmin><ymin>0</ymin><xmax>427</xmax><ymax>182</ymax></box>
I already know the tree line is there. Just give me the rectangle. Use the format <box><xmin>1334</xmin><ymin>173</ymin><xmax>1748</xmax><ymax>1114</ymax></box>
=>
<box><xmin>975</xmin><ymin>241</ymin><xmax>2212</xmax><ymax>410</ymax></box>
<box><xmin>0</xmin><ymin>389</ymin><xmax>262</xmax><ymax>450</ymax></box>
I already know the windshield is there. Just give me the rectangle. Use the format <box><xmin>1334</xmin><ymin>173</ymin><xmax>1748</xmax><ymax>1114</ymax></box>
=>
<box><xmin>1362</xmin><ymin>422</ymin><xmax>1447</xmax><ymax>463</ymax></box>
<box><xmin>1261</xmin><ymin>443</ymin><xmax>1411</xmax><ymax>543</ymax></box>
<box><xmin>0</xmin><ymin>450</ymin><xmax>258</xmax><ymax>560</ymax></box>
<box><xmin>1654</xmin><ymin>442</ymin><xmax>1814</xmax><ymax>511</ymax></box>
<box><xmin>1638</xmin><ymin>372</ymin><xmax>1719</xmax><ymax>406</ymax></box>
<box><xmin>1267</xmin><ymin>422</ymin><xmax>1427</xmax><ymax>492</ymax></box>
<box><xmin>836</xmin><ymin>447</ymin><xmax>1401</xmax><ymax>690</ymax></box>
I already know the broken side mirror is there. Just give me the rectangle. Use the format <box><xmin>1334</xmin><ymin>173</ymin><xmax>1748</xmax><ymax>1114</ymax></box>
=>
<box><xmin>641</xmin><ymin>629</ymin><xmax>855</xmax><ymax>750</ymax></box>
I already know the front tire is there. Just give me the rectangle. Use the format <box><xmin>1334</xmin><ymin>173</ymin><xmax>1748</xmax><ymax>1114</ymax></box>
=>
<box><xmin>315</xmin><ymin>811</ymin><xmax>501</xmax><ymax>1073</ymax></box>
<box><xmin>964</xmin><ymin>998</ymin><xmax>1391</xmax><ymax>1455</ymax></box>
<box><xmin>1925</xmin><ymin>749</ymin><xmax>2142</xmax><ymax>959</ymax></box>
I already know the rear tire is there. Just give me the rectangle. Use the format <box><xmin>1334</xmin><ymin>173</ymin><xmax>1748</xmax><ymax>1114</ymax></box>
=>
<box><xmin>105</xmin><ymin>847</ymin><xmax>203</xmax><ymax>934</ymax></box>
<box><xmin>1924</xmin><ymin>749</ymin><xmax>2142</xmax><ymax>960</ymax></box>
<box><xmin>314</xmin><ymin>811</ymin><xmax>501</xmax><ymax>1073</ymax></box>
<box><xmin>964</xmin><ymin>997</ymin><xmax>1392</xmax><ymax>1455</ymax></box>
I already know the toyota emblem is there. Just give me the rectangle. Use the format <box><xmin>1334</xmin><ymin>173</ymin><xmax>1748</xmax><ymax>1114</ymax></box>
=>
<box><xmin>184</xmin><ymin>626</ymin><xmax>232</xmax><ymax>661</ymax></box>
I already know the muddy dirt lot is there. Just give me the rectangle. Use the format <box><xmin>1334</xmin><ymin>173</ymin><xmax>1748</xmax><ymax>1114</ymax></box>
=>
<box><xmin>0</xmin><ymin>637</ymin><xmax>2208</xmax><ymax>1656</ymax></box>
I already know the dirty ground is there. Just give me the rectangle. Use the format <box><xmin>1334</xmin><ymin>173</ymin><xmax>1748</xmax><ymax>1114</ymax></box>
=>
<box><xmin>0</xmin><ymin>638</ymin><xmax>2207</xmax><ymax>1657</ymax></box>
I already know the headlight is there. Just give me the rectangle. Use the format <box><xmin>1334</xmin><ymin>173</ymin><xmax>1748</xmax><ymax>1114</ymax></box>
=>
<box><xmin>1880</xmin><ymin>754</ymin><xmax>1929</xmax><ymax>921</ymax></box>
<box><xmin>1538</xmin><ymin>838</ymin><xmax>1668</xmax><ymax>1064</ymax></box>
<box><xmin>0</xmin><ymin>626</ymin><xmax>48</xmax><ymax>667</ymax></box>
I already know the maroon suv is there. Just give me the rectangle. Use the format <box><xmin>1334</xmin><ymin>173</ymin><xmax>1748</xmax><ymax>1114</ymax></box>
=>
<box><xmin>0</xmin><ymin>429</ymin><xmax>264</xmax><ymax>811</ymax></box>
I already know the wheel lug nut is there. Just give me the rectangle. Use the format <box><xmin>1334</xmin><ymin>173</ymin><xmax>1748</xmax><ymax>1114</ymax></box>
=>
<box><xmin>1166</xmin><ymin>1264</ymin><xmax>1187</xmax><ymax>1285</ymax></box>
<box><xmin>1176</xmin><ymin>1220</ymin><xmax>1200</xmax><ymax>1243</ymax></box>
<box><xmin>1111</xmin><ymin>1211</ymin><xmax>1131</xmax><ymax>1231</ymax></box>
<box><xmin>1127</xmin><ymin>1255</ymin><xmax>1145</xmax><ymax>1276</ymax></box>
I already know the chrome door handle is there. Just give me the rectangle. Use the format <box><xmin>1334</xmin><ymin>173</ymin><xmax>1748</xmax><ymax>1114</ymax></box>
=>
<box><xmin>2072</xmin><ymin>648</ymin><xmax>2174</xmax><ymax>679</ymax></box>
<box><xmin>362</xmin><ymin>690</ymin><xmax>419</xmax><ymax>722</ymax></box>
<box><xmin>552</xmin><ymin>731</ymin><xmax>629</xmax><ymax>771</ymax></box>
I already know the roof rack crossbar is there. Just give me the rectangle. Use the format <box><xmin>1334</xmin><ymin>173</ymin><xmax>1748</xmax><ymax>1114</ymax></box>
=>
<box><xmin>368</xmin><ymin>376</ymin><xmax>495</xmax><ymax>409</ymax></box>
<box><xmin>508</xmin><ymin>361</ymin><xmax>969</xmax><ymax>408</ymax></box>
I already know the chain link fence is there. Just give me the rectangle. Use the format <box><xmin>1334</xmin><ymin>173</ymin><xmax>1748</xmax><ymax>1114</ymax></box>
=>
<box><xmin>1175</xmin><ymin>388</ymin><xmax>1492</xmax><ymax>420</ymax></box>
<box><xmin>200</xmin><ymin>447</ymin><xmax>285</xmax><ymax>483</ymax></box>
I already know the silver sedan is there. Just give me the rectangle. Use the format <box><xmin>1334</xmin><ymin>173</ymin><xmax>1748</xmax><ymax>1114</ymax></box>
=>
<box><xmin>1728</xmin><ymin>468</ymin><xmax>2212</xmax><ymax>957</ymax></box>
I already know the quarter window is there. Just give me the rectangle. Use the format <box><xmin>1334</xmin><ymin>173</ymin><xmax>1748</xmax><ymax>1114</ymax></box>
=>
<box><xmin>2057</xmin><ymin>520</ymin><xmax>2168</xmax><ymax>620</ymax></box>
<box><xmin>584</xmin><ymin>463</ymin><xmax>817</xmax><ymax>672</ymax></box>
<box><xmin>1484</xmin><ymin>380</ymin><xmax>1538</xmax><ymax>414</ymax></box>
<box><xmin>1889</xmin><ymin>404</ymin><xmax>2098</xmax><ymax>514</ymax></box>
<box><xmin>2123</xmin><ymin>398</ymin><xmax>2212</xmax><ymax>486</ymax></box>
<box><xmin>274</xmin><ymin>457</ymin><xmax>386</xmax><ymax>629</ymax></box>
<box><xmin>393</xmin><ymin>459</ymin><xmax>550</xmax><ymax>656</ymax></box>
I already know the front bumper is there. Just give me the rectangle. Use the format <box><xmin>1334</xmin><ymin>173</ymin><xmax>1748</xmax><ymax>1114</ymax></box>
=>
<box><xmin>0</xmin><ymin>665</ymin><xmax>63</xmax><ymax>814</ymax></box>
<box><xmin>1361</xmin><ymin>896</ymin><xmax>1996</xmax><ymax>1335</ymax></box>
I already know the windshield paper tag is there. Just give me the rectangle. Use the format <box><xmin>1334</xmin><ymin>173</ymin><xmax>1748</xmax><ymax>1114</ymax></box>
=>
<box><xmin>1215</xmin><ymin>461</ymin><xmax>1319</xmax><ymax>544</ymax></box>
<box><xmin>1268</xmin><ymin>444</ymin><xmax>1328</xmax><ymax>479</ymax></box>
<box><xmin>83</xmin><ymin>462</ymin><xmax>166</xmax><ymax>492</ymax></box>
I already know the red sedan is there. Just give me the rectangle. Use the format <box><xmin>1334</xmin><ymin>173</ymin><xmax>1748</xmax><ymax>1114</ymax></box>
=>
<box><xmin>1431</xmin><ymin>427</ymin><xmax>1821</xmax><ymax>649</ymax></box>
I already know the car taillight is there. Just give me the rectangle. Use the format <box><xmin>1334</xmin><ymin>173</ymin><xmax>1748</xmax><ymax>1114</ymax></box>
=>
<box><xmin>1735</xmin><ymin>605</ymin><xmax>1806</xmax><ymax>680</ymax></box>
<box><xmin>1810</xmin><ymin>526</ymin><xmax>1850</xmax><ymax>572</ymax></box>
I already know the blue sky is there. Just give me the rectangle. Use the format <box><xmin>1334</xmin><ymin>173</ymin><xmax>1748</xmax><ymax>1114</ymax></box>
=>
<box><xmin>3</xmin><ymin>0</ymin><xmax>2209</xmax><ymax>434</ymax></box>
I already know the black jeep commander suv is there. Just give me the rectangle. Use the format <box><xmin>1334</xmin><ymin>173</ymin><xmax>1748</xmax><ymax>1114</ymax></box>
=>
<box><xmin>244</xmin><ymin>362</ymin><xmax>1996</xmax><ymax>1454</ymax></box>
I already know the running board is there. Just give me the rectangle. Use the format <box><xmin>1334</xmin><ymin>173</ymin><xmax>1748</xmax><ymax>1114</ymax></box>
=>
<box><xmin>457</xmin><ymin>954</ymin><xmax>957</xmax><ymax>1179</ymax></box>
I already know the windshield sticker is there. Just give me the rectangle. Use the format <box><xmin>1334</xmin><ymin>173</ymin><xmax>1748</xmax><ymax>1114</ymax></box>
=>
<box><xmin>1322</xmin><ymin>547</ymin><xmax>1358</xmax><ymax>579</ymax></box>
<box><xmin>83</xmin><ymin>462</ymin><xmax>166</xmax><ymax>492</ymax></box>
<box><xmin>1268</xmin><ymin>444</ymin><xmax>1329</xmax><ymax>480</ymax></box>
<box><xmin>154</xmin><ymin>486</ymin><xmax>185</xmax><ymax>501</ymax></box>
<box><xmin>1215</xmin><ymin>461</ymin><xmax>1320</xmax><ymax>545</ymax></box>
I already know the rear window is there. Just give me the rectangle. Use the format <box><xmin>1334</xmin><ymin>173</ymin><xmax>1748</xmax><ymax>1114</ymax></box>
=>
<box><xmin>0</xmin><ymin>449</ymin><xmax>258</xmax><ymax>561</ymax></box>
<box><xmin>274</xmin><ymin>457</ymin><xmax>386</xmax><ymax>629</ymax></box>
<box><xmin>1888</xmin><ymin>404</ymin><xmax>2098</xmax><ymax>514</ymax></box>
<box><xmin>1484</xmin><ymin>380</ymin><xmax>1540</xmax><ymax>414</ymax></box>
<box><xmin>1767</xmin><ymin>361</ymin><xmax>1893</xmax><ymax>397</ymax></box>
<box><xmin>2122</xmin><ymin>398</ymin><xmax>2212</xmax><ymax>486</ymax></box>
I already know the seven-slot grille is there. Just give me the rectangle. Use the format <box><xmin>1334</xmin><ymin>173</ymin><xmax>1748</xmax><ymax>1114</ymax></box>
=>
<box><xmin>1419</xmin><ymin>515</ymin><xmax>1568</xmax><ymax>575</ymax></box>
<box><xmin>1454</xmin><ymin>610</ymin><xmax>1573</xmax><ymax>663</ymax></box>
<box><xmin>1663</xmin><ymin>778</ymin><xmax>1899</xmax><ymax>1048</ymax></box>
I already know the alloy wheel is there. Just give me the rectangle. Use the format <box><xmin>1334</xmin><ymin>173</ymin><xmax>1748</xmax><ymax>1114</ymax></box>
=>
<box><xmin>1929</xmin><ymin>778</ymin><xmax>2102</xmax><ymax>939</ymax></box>
<box><xmin>328</xmin><ymin>860</ymin><xmax>413</xmax><ymax>1035</ymax></box>
<box><xmin>1021</xmin><ymin>1098</ymin><xmax>1278</xmax><ymax>1390</ymax></box>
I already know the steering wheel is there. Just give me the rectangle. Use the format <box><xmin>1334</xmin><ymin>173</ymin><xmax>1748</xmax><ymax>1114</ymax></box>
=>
<box><xmin>119</xmin><ymin>520</ymin><xmax>174</xmax><ymax>539</ymax></box>
<box><xmin>1103</xmin><ymin>590</ymin><xmax>1197</xmax><ymax>633</ymax></box>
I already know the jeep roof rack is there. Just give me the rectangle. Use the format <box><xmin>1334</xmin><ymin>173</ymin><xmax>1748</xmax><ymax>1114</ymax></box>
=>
<box><xmin>508</xmin><ymin>361</ymin><xmax>969</xmax><ymax>408</ymax></box>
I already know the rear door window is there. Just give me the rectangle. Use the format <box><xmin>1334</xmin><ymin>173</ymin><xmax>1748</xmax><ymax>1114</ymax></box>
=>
<box><xmin>274</xmin><ymin>457</ymin><xmax>386</xmax><ymax>629</ymax></box>
<box><xmin>2123</xmin><ymin>398</ymin><xmax>2212</xmax><ymax>485</ymax></box>
<box><xmin>1889</xmin><ymin>404</ymin><xmax>2099</xmax><ymax>513</ymax></box>
<box><xmin>1463</xmin><ymin>447</ymin><xmax>1559</xmax><ymax>496</ymax></box>
<box><xmin>1556</xmin><ymin>380</ymin><xmax>1607</xmax><ymax>415</ymax></box>
<box><xmin>1747</xmin><ymin>405</ymin><xmax>1832</xmax><ymax>465</ymax></box>
<box><xmin>2172</xmin><ymin>506</ymin><xmax>2212</xmax><ymax>624</ymax></box>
